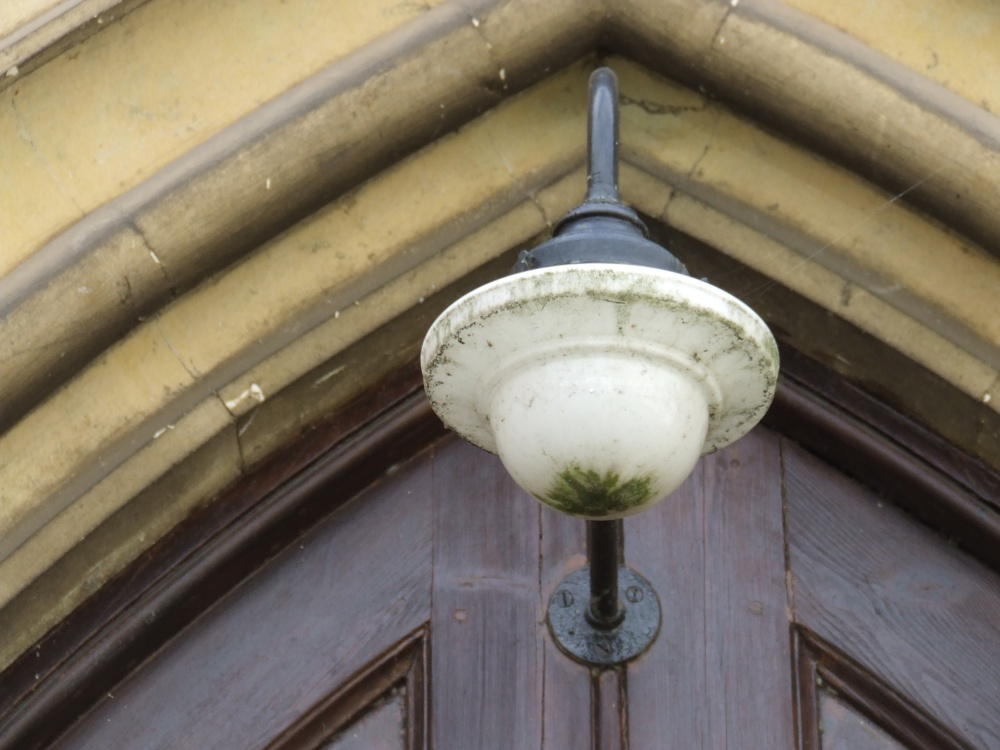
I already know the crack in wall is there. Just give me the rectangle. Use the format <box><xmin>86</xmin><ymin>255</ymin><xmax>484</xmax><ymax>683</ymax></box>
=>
<box><xmin>481</xmin><ymin>118</ymin><xmax>558</xmax><ymax>231</ymax></box>
<box><xmin>153</xmin><ymin>316</ymin><xmax>197</xmax><ymax>380</ymax></box>
<box><xmin>656</xmin><ymin>103</ymin><xmax>722</xmax><ymax>221</ymax></box>
<box><xmin>621</xmin><ymin>94</ymin><xmax>707</xmax><ymax>117</ymax></box>
<box><xmin>130</xmin><ymin>220</ymin><xmax>171</xmax><ymax>284</ymax></box>
<box><xmin>709</xmin><ymin>4</ymin><xmax>735</xmax><ymax>50</ymax></box>
<box><xmin>226</xmin><ymin>394</ymin><xmax>250</xmax><ymax>473</ymax></box>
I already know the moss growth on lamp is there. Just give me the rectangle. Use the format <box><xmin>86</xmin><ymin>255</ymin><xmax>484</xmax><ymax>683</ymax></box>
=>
<box><xmin>543</xmin><ymin>464</ymin><xmax>653</xmax><ymax>518</ymax></box>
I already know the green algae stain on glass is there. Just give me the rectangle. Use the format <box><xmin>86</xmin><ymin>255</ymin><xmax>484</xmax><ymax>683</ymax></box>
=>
<box><xmin>542</xmin><ymin>464</ymin><xmax>653</xmax><ymax>518</ymax></box>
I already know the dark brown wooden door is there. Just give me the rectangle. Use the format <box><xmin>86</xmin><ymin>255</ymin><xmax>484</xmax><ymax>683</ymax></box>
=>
<box><xmin>46</xmin><ymin>428</ymin><xmax>1000</xmax><ymax>749</ymax></box>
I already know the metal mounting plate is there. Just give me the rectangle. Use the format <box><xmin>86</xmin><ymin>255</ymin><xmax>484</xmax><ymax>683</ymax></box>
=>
<box><xmin>547</xmin><ymin>566</ymin><xmax>660</xmax><ymax>666</ymax></box>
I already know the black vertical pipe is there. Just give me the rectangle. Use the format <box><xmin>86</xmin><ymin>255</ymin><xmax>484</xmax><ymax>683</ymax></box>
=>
<box><xmin>585</xmin><ymin>68</ymin><xmax>622</xmax><ymax>205</ymax></box>
<box><xmin>587</xmin><ymin>519</ymin><xmax>624</xmax><ymax>628</ymax></box>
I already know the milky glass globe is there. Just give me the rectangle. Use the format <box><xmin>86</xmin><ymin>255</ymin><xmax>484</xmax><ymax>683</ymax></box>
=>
<box><xmin>420</xmin><ymin>264</ymin><xmax>778</xmax><ymax>519</ymax></box>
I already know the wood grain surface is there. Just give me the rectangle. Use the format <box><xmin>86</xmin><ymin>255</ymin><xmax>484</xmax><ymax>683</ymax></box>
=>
<box><xmin>793</xmin><ymin>629</ymin><xmax>972</xmax><ymax>750</ymax></box>
<box><xmin>430</xmin><ymin>439</ymin><xmax>543</xmax><ymax>749</ymax></box>
<box><xmin>539</xmin><ymin>503</ymin><xmax>595</xmax><ymax>750</ymax></box>
<box><xmin>593</xmin><ymin>668</ymin><xmax>626</xmax><ymax>750</ymax></box>
<box><xmin>265</xmin><ymin>630</ymin><xmax>426</xmax><ymax>750</ymax></box>
<box><xmin>786</xmin><ymin>438</ymin><xmax>1000</xmax><ymax>749</ymax></box>
<box><xmin>627</xmin><ymin>428</ymin><xmax>795</xmax><ymax>749</ymax></box>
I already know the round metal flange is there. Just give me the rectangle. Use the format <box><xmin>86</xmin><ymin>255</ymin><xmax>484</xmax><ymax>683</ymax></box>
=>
<box><xmin>547</xmin><ymin>566</ymin><xmax>660</xmax><ymax>666</ymax></box>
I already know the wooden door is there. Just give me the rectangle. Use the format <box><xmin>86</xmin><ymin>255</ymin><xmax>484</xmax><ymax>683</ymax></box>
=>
<box><xmin>39</xmin><ymin>424</ymin><xmax>1000</xmax><ymax>748</ymax></box>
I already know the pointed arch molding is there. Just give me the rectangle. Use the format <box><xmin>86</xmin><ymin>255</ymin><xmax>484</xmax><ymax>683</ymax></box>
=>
<box><xmin>1</xmin><ymin>0</ymin><xmax>1000</xmax><ymax>668</ymax></box>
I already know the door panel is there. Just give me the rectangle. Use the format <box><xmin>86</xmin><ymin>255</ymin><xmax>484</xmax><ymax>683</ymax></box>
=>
<box><xmin>818</xmin><ymin>691</ymin><xmax>907</xmax><ymax>750</ymax></box>
<box><xmin>430</xmin><ymin>430</ymin><xmax>543</xmax><ymax>749</ymax></box>
<box><xmin>540</xmin><ymin>504</ymin><xmax>594</xmax><ymax>750</ymax></box>
<box><xmin>626</xmin><ymin>427</ymin><xmax>794</xmax><ymax>749</ymax></box>
<box><xmin>46</xmin><ymin>429</ymin><xmax>1000</xmax><ymax>748</ymax></box>
<box><xmin>786</xmin><ymin>440</ymin><xmax>1000</xmax><ymax>749</ymax></box>
<box><xmin>326</xmin><ymin>694</ymin><xmax>408</xmax><ymax>750</ymax></box>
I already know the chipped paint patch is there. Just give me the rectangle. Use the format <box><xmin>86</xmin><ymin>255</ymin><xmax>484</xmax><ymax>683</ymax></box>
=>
<box><xmin>152</xmin><ymin>424</ymin><xmax>175</xmax><ymax>439</ymax></box>
<box><xmin>224</xmin><ymin>383</ymin><xmax>265</xmax><ymax>411</ymax></box>
<box><xmin>313</xmin><ymin>364</ymin><xmax>346</xmax><ymax>387</ymax></box>
<box><xmin>237</xmin><ymin>409</ymin><xmax>257</xmax><ymax>437</ymax></box>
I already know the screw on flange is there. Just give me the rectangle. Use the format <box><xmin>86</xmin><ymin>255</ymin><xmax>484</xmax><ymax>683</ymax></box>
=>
<box><xmin>625</xmin><ymin>585</ymin><xmax>644</xmax><ymax>603</ymax></box>
<box><xmin>547</xmin><ymin>567</ymin><xmax>661</xmax><ymax>666</ymax></box>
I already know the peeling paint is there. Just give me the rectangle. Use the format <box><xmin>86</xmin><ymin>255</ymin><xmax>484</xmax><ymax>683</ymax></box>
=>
<box><xmin>224</xmin><ymin>383</ymin><xmax>265</xmax><ymax>410</ymax></box>
<box><xmin>237</xmin><ymin>409</ymin><xmax>257</xmax><ymax>437</ymax></box>
<box><xmin>313</xmin><ymin>365</ymin><xmax>346</xmax><ymax>386</ymax></box>
<box><xmin>152</xmin><ymin>424</ymin><xmax>175</xmax><ymax>439</ymax></box>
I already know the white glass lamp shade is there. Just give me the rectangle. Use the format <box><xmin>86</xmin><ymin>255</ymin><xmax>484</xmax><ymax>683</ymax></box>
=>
<box><xmin>420</xmin><ymin>264</ymin><xmax>779</xmax><ymax>519</ymax></box>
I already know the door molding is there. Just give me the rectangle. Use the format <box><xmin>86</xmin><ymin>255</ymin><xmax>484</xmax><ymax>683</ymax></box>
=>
<box><xmin>264</xmin><ymin>627</ymin><xmax>428</xmax><ymax>750</ymax></box>
<box><xmin>791</xmin><ymin>629</ymin><xmax>970</xmax><ymax>750</ymax></box>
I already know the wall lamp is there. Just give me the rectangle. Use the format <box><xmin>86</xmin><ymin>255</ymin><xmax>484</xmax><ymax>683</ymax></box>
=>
<box><xmin>421</xmin><ymin>68</ymin><xmax>779</xmax><ymax>666</ymax></box>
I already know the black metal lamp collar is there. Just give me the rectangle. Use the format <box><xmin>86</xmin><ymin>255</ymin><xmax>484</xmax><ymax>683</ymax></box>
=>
<box><xmin>514</xmin><ymin>68</ymin><xmax>687</xmax><ymax>276</ymax></box>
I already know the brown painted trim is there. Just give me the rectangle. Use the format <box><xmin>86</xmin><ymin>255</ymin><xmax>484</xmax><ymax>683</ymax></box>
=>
<box><xmin>768</xmin><ymin>353</ymin><xmax>1000</xmax><ymax>573</ymax></box>
<box><xmin>0</xmin><ymin>364</ymin><xmax>444</xmax><ymax>750</ymax></box>
<box><xmin>778</xmin><ymin>351</ymin><xmax>1000</xmax><ymax>506</ymax></box>
<box><xmin>790</xmin><ymin>628</ymin><xmax>821</xmax><ymax>750</ymax></box>
<box><xmin>656</xmin><ymin>218</ymin><xmax>1000</xmax><ymax>567</ymax></box>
